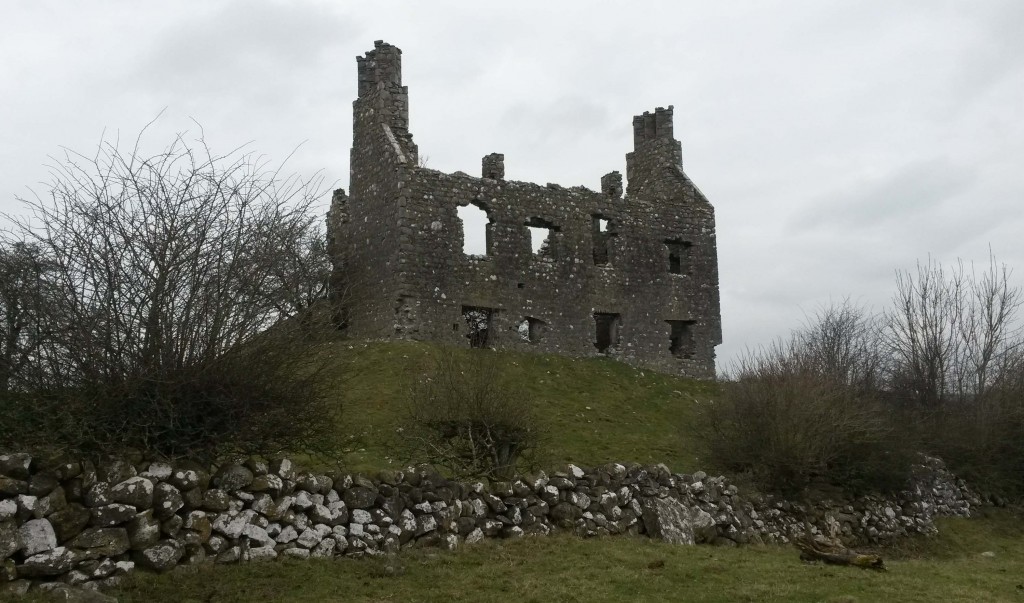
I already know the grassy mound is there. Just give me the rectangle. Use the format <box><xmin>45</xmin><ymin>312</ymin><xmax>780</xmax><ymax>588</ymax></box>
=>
<box><xmin>314</xmin><ymin>340</ymin><xmax>718</xmax><ymax>474</ymax></box>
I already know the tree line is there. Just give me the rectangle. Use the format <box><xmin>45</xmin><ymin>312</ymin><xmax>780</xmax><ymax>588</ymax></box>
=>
<box><xmin>707</xmin><ymin>255</ymin><xmax>1024</xmax><ymax>497</ymax></box>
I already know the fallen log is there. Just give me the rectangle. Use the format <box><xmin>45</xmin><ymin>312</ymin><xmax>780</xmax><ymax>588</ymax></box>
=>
<box><xmin>794</xmin><ymin>535</ymin><xmax>886</xmax><ymax>571</ymax></box>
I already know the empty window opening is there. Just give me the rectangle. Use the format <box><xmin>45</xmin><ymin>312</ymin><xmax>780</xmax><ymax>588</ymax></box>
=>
<box><xmin>594</xmin><ymin>313</ymin><xmax>622</xmax><ymax>353</ymax></box>
<box><xmin>463</xmin><ymin>306</ymin><xmax>496</xmax><ymax>348</ymax></box>
<box><xmin>665</xmin><ymin>240</ymin><xmax>692</xmax><ymax>275</ymax></box>
<box><xmin>517</xmin><ymin>282</ymin><xmax>525</xmax><ymax>289</ymax></box>
<box><xmin>593</xmin><ymin>215</ymin><xmax>615</xmax><ymax>266</ymax></box>
<box><xmin>667</xmin><ymin>320</ymin><xmax>696</xmax><ymax>359</ymax></box>
<box><xmin>525</xmin><ymin>217</ymin><xmax>559</xmax><ymax>258</ymax></box>
<box><xmin>458</xmin><ymin>203</ymin><xmax>493</xmax><ymax>256</ymax></box>
<box><xmin>517</xmin><ymin>317</ymin><xmax>546</xmax><ymax>343</ymax></box>
<box><xmin>528</xmin><ymin>225</ymin><xmax>552</xmax><ymax>253</ymax></box>
<box><xmin>528</xmin><ymin>227</ymin><xmax>551</xmax><ymax>254</ymax></box>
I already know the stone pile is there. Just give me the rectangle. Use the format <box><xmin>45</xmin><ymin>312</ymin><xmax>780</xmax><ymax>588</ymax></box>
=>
<box><xmin>641</xmin><ymin>456</ymin><xmax>979</xmax><ymax>547</ymax></box>
<box><xmin>1</xmin><ymin>452</ymin><xmax>979</xmax><ymax>597</ymax></box>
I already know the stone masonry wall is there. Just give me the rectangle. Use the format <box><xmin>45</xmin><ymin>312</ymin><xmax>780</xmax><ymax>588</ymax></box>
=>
<box><xmin>1</xmin><ymin>453</ymin><xmax>977</xmax><ymax>596</ymax></box>
<box><xmin>329</xmin><ymin>42</ymin><xmax>722</xmax><ymax>379</ymax></box>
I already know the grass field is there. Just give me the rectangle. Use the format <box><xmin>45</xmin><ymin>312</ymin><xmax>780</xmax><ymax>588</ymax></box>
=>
<box><xmin>104</xmin><ymin>510</ymin><xmax>1024</xmax><ymax>603</ymax></box>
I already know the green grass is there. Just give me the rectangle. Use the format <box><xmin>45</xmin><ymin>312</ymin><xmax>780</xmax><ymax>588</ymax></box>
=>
<box><xmin>313</xmin><ymin>340</ymin><xmax>718</xmax><ymax>474</ymax></box>
<box><xmin>889</xmin><ymin>507</ymin><xmax>1024</xmax><ymax>560</ymax></box>
<box><xmin>105</xmin><ymin>510</ymin><xmax>1024</xmax><ymax>603</ymax></box>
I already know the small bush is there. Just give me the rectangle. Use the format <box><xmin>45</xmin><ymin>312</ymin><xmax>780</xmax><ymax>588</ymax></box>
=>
<box><xmin>0</xmin><ymin>391</ymin><xmax>74</xmax><ymax>452</ymax></box>
<box><xmin>706</xmin><ymin>304</ymin><xmax>915</xmax><ymax>494</ymax></box>
<box><xmin>707</xmin><ymin>365</ymin><xmax>912</xmax><ymax>494</ymax></box>
<box><xmin>400</xmin><ymin>351</ymin><xmax>541</xmax><ymax>480</ymax></box>
<box><xmin>0</xmin><ymin>328</ymin><xmax>339</xmax><ymax>461</ymax></box>
<box><xmin>925</xmin><ymin>389</ymin><xmax>1024</xmax><ymax>498</ymax></box>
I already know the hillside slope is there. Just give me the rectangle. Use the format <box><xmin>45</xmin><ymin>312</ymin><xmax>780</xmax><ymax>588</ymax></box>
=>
<box><xmin>312</xmin><ymin>340</ymin><xmax>718</xmax><ymax>474</ymax></box>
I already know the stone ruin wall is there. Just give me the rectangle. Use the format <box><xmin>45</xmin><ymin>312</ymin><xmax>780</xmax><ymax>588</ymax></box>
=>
<box><xmin>329</xmin><ymin>41</ymin><xmax>722</xmax><ymax>379</ymax></box>
<box><xmin>0</xmin><ymin>452</ymin><xmax>979</xmax><ymax>596</ymax></box>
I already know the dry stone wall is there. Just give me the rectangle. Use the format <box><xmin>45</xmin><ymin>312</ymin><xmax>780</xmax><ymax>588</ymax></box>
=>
<box><xmin>1</xmin><ymin>453</ymin><xmax>978</xmax><ymax>596</ymax></box>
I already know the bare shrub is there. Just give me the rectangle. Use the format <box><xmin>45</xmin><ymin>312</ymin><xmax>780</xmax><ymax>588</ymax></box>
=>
<box><xmin>792</xmin><ymin>302</ymin><xmax>885</xmax><ymax>394</ymax></box>
<box><xmin>0</xmin><ymin>122</ymin><xmax>338</xmax><ymax>458</ymax></box>
<box><xmin>707</xmin><ymin>303</ymin><xmax>912</xmax><ymax>494</ymax></box>
<box><xmin>922</xmin><ymin>361</ymin><xmax>1024</xmax><ymax>496</ymax></box>
<box><xmin>401</xmin><ymin>352</ymin><xmax>541</xmax><ymax>480</ymax></box>
<box><xmin>928</xmin><ymin>389</ymin><xmax>1024</xmax><ymax>496</ymax></box>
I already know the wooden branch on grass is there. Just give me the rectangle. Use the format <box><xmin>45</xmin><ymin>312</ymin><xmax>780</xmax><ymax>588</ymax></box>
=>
<box><xmin>794</xmin><ymin>535</ymin><xmax>886</xmax><ymax>571</ymax></box>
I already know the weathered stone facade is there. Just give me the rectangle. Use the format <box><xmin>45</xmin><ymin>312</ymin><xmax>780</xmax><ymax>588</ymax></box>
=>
<box><xmin>329</xmin><ymin>41</ymin><xmax>722</xmax><ymax>378</ymax></box>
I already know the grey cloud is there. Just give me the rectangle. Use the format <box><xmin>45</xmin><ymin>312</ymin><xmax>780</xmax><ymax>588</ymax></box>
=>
<box><xmin>791</xmin><ymin>159</ymin><xmax>976</xmax><ymax>231</ymax></box>
<box><xmin>949</xmin><ymin>1</ymin><xmax>1024</xmax><ymax>103</ymax></box>
<box><xmin>499</xmin><ymin>96</ymin><xmax>613</xmax><ymax>148</ymax></box>
<box><xmin>127</xmin><ymin>1</ymin><xmax>357</xmax><ymax>103</ymax></box>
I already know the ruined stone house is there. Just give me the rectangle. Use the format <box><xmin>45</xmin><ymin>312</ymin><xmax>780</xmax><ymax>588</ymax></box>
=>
<box><xmin>328</xmin><ymin>41</ymin><xmax>721</xmax><ymax>378</ymax></box>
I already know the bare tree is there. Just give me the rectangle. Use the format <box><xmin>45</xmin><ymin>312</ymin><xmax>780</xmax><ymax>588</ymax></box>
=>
<box><xmin>5</xmin><ymin>123</ymin><xmax>329</xmax><ymax>387</ymax></box>
<box><xmin>884</xmin><ymin>255</ymin><xmax>1022</xmax><ymax>407</ymax></box>
<box><xmin>1</xmin><ymin>122</ymin><xmax>338</xmax><ymax>457</ymax></box>
<box><xmin>792</xmin><ymin>301</ymin><xmax>885</xmax><ymax>394</ymax></box>
<box><xmin>958</xmin><ymin>255</ymin><xmax>1023</xmax><ymax>400</ymax></box>
<box><xmin>885</xmin><ymin>258</ymin><xmax>959</xmax><ymax>406</ymax></box>
<box><xmin>883</xmin><ymin>255</ymin><xmax>1024</xmax><ymax>492</ymax></box>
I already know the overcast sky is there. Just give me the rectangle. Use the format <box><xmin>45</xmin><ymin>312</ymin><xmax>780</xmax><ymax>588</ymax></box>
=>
<box><xmin>3</xmin><ymin>1</ymin><xmax>1023</xmax><ymax>371</ymax></box>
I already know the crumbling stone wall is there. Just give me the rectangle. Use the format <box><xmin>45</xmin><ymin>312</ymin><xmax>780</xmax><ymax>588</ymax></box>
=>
<box><xmin>330</xmin><ymin>41</ymin><xmax>722</xmax><ymax>379</ymax></box>
<box><xmin>0</xmin><ymin>452</ymin><xmax>978</xmax><ymax>595</ymax></box>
